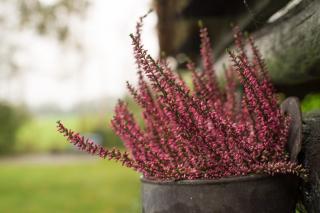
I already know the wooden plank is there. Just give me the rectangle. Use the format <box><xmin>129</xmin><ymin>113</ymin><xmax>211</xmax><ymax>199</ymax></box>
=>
<box><xmin>301</xmin><ymin>111</ymin><xmax>320</xmax><ymax>212</ymax></box>
<box><xmin>154</xmin><ymin>0</ymin><xmax>290</xmax><ymax>59</ymax></box>
<box><xmin>216</xmin><ymin>0</ymin><xmax>320</xmax><ymax>87</ymax></box>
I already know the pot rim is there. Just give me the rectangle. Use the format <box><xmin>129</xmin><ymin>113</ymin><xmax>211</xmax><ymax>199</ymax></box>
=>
<box><xmin>141</xmin><ymin>174</ymin><xmax>290</xmax><ymax>185</ymax></box>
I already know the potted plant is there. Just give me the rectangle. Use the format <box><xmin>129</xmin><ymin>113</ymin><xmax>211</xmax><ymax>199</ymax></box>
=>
<box><xmin>57</xmin><ymin>14</ymin><xmax>306</xmax><ymax>213</ymax></box>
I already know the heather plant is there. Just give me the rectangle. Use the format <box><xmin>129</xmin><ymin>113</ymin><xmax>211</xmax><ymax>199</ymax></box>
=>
<box><xmin>57</xmin><ymin>14</ymin><xmax>306</xmax><ymax>181</ymax></box>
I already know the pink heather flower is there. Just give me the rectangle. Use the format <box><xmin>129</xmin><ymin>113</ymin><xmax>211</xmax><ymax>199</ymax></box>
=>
<box><xmin>57</xmin><ymin>14</ymin><xmax>306</xmax><ymax>181</ymax></box>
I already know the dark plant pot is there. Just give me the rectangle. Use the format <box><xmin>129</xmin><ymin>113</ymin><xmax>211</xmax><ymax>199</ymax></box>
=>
<box><xmin>141</xmin><ymin>174</ymin><xmax>299</xmax><ymax>213</ymax></box>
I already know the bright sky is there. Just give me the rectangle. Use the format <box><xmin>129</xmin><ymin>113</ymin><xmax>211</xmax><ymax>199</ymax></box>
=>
<box><xmin>4</xmin><ymin>0</ymin><xmax>158</xmax><ymax>111</ymax></box>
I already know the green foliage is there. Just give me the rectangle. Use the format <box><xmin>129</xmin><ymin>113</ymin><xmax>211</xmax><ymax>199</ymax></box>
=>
<box><xmin>0</xmin><ymin>160</ymin><xmax>140</xmax><ymax>213</ymax></box>
<box><xmin>0</xmin><ymin>103</ymin><xmax>29</xmax><ymax>155</ymax></box>
<box><xmin>15</xmin><ymin>95</ymin><xmax>147</xmax><ymax>153</ymax></box>
<box><xmin>92</xmin><ymin>126</ymin><xmax>123</xmax><ymax>148</ymax></box>
<box><xmin>75</xmin><ymin>113</ymin><xmax>126</xmax><ymax>149</ymax></box>
<box><xmin>301</xmin><ymin>93</ymin><xmax>320</xmax><ymax>112</ymax></box>
<box><xmin>16</xmin><ymin>112</ymin><xmax>128</xmax><ymax>153</ymax></box>
<box><xmin>16</xmin><ymin>115</ymin><xmax>71</xmax><ymax>153</ymax></box>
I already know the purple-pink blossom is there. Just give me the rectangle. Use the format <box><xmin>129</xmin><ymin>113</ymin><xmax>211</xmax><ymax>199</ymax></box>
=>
<box><xmin>57</xmin><ymin>15</ymin><xmax>306</xmax><ymax>181</ymax></box>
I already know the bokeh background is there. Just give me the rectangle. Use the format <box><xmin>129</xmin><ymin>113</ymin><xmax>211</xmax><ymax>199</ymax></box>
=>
<box><xmin>0</xmin><ymin>0</ymin><xmax>156</xmax><ymax>212</ymax></box>
<box><xmin>0</xmin><ymin>0</ymin><xmax>319</xmax><ymax>212</ymax></box>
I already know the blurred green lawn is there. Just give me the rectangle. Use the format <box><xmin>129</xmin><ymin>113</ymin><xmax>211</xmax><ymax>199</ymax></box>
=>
<box><xmin>0</xmin><ymin>160</ymin><xmax>141</xmax><ymax>213</ymax></box>
<box><xmin>15</xmin><ymin>115</ymin><xmax>107</xmax><ymax>153</ymax></box>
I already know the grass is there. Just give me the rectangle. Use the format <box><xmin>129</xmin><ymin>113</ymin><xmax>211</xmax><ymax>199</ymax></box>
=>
<box><xmin>15</xmin><ymin>114</ymin><xmax>117</xmax><ymax>153</ymax></box>
<box><xmin>0</xmin><ymin>159</ymin><xmax>141</xmax><ymax>213</ymax></box>
<box><xmin>16</xmin><ymin>115</ymin><xmax>70</xmax><ymax>152</ymax></box>
<box><xmin>15</xmin><ymin>110</ymin><xmax>135</xmax><ymax>153</ymax></box>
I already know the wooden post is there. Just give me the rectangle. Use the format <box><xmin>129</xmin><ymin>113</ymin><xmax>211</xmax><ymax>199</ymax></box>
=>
<box><xmin>216</xmin><ymin>0</ymin><xmax>320</xmax><ymax>88</ymax></box>
<box><xmin>281</xmin><ymin>98</ymin><xmax>320</xmax><ymax>212</ymax></box>
<box><xmin>301</xmin><ymin>111</ymin><xmax>320</xmax><ymax>212</ymax></box>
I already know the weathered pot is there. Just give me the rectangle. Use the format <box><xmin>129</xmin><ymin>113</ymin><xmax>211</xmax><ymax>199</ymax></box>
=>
<box><xmin>141</xmin><ymin>174</ymin><xmax>299</xmax><ymax>213</ymax></box>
